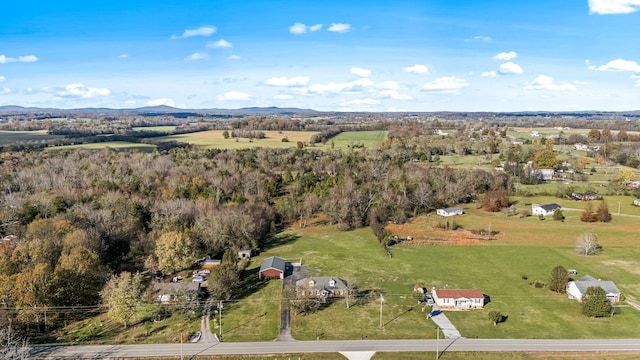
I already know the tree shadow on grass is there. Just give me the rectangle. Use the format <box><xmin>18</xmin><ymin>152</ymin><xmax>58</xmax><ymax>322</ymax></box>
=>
<box><xmin>259</xmin><ymin>233</ymin><xmax>300</xmax><ymax>253</ymax></box>
<box><xmin>383</xmin><ymin>307</ymin><xmax>413</xmax><ymax>328</ymax></box>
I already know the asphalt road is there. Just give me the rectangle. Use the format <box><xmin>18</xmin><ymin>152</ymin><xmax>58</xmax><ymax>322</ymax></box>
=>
<box><xmin>31</xmin><ymin>338</ymin><xmax>640</xmax><ymax>359</ymax></box>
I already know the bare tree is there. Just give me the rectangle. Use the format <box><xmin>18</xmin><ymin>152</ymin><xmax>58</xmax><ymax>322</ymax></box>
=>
<box><xmin>576</xmin><ymin>232</ymin><xmax>601</xmax><ymax>255</ymax></box>
<box><xmin>0</xmin><ymin>321</ymin><xmax>31</xmax><ymax>360</ymax></box>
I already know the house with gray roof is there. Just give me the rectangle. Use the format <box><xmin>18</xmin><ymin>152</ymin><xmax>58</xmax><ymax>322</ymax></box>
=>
<box><xmin>259</xmin><ymin>256</ymin><xmax>287</xmax><ymax>280</ymax></box>
<box><xmin>296</xmin><ymin>277</ymin><xmax>348</xmax><ymax>300</ymax></box>
<box><xmin>567</xmin><ymin>275</ymin><xmax>621</xmax><ymax>303</ymax></box>
<box><xmin>436</xmin><ymin>207</ymin><xmax>463</xmax><ymax>217</ymax></box>
<box><xmin>531</xmin><ymin>203</ymin><xmax>561</xmax><ymax>217</ymax></box>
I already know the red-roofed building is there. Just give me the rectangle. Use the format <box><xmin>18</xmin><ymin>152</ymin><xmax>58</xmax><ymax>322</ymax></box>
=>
<box><xmin>431</xmin><ymin>288</ymin><xmax>484</xmax><ymax>309</ymax></box>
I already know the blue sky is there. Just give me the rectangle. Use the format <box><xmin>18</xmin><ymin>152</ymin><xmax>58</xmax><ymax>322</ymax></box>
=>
<box><xmin>2</xmin><ymin>0</ymin><xmax>640</xmax><ymax>111</ymax></box>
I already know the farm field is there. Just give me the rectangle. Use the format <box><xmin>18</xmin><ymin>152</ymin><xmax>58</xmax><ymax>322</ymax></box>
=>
<box><xmin>132</xmin><ymin>126</ymin><xmax>177</xmax><ymax>132</ymax></box>
<box><xmin>0</xmin><ymin>129</ymin><xmax>65</xmax><ymax>146</ymax></box>
<box><xmin>235</xmin><ymin>218</ymin><xmax>640</xmax><ymax>341</ymax></box>
<box><xmin>46</xmin><ymin>141</ymin><xmax>156</xmax><ymax>152</ymax></box>
<box><xmin>154</xmin><ymin>130</ymin><xmax>318</xmax><ymax>149</ymax></box>
<box><xmin>153</xmin><ymin>130</ymin><xmax>388</xmax><ymax>150</ymax></box>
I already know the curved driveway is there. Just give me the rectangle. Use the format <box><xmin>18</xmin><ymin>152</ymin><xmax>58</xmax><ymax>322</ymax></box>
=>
<box><xmin>31</xmin><ymin>338</ymin><xmax>640</xmax><ymax>359</ymax></box>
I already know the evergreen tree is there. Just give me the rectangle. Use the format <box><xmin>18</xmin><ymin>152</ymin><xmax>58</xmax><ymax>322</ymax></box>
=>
<box><xmin>581</xmin><ymin>286</ymin><xmax>612</xmax><ymax>317</ymax></box>
<box><xmin>549</xmin><ymin>265</ymin><xmax>569</xmax><ymax>294</ymax></box>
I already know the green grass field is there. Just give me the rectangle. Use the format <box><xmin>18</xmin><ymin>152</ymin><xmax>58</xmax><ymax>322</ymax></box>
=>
<box><xmin>0</xmin><ymin>130</ymin><xmax>65</xmax><ymax>146</ymax></box>
<box><xmin>316</xmin><ymin>130</ymin><xmax>388</xmax><ymax>150</ymax></box>
<box><xmin>132</xmin><ymin>126</ymin><xmax>177</xmax><ymax>132</ymax></box>
<box><xmin>46</xmin><ymin>141</ymin><xmax>156</xmax><ymax>152</ymax></box>
<box><xmin>154</xmin><ymin>130</ymin><xmax>318</xmax><ymax>149</ymax></box>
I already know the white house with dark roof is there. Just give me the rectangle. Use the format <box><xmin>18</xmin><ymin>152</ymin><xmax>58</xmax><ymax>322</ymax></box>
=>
<box><xmin>567</xmin><ymin>275</ymin><xmax>621</xmax><ymax>303</ymax></box>
<box><xmin>531</xmin><ymin>203</ymin><xmax>561</xmax><ymax>217</ymax></box>
<box><xmin>436</xmin><ymin>207</ymin><xmax>463</xmax><ymax>217</ymax></box>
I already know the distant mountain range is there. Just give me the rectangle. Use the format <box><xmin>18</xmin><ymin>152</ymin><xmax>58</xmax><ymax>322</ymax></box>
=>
<box><xmin>0</xmin><ymin>105</ymin><xmax>320</xmax><ymax>116</ymax></box>
<box><xmin>1</xmin><ymin>105</ymin><xmax>639</xmax><ymax>116</ymax></box>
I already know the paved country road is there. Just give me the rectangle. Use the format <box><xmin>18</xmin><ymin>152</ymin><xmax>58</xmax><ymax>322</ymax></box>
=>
<box><xmin>30</xmin><ymin>338</ymin><xmax>640</xmax><ymax>359</ymax></box>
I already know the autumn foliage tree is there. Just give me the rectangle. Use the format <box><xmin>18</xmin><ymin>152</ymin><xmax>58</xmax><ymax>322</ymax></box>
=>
<box><xmin>548</xmin><ymin>265</ymin><xmax>569</xmax><ymax>294</ymax></box>
<box><xmin>481</xmin><ymin>189</ymin><xmax>509</xmax><ymax>212</ymax></box>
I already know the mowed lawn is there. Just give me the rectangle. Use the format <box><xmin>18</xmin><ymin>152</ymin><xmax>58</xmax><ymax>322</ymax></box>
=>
<box><xmin>154</xmin><ymin>130</ymin><xmax>318</xmax><ymax>149</ymax></box>
<box><xmin>243</xmin><ymin>220</ymin><xmax>640</xmax><ymax>341</ymax></box>
<box><xmin>315</xmin><ymin>130</ymin><xmax>388</xmax><ymax>150</ymax></box>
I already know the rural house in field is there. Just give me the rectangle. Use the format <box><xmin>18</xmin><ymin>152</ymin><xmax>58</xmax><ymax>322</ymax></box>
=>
<box><xmin>436</xmin><ymin>207</ymin><xmax>463</xmax><ymax>217</ymax></box>
<box><xmin>296</xmin><ymin>277</ymin><xmax>348</xmax><ymax>300</ymax></box>
<box><xmin>431</xmin><ymin>288</ymin><xmax>484</xmax><ymax>309</ymax></box>
<box><xmin>196</xmin><ymin>254</ymin><xmax>221</xmax><ymax>269</ymax></box>
<box><xmin>531</xmin><ymin>203</ymin><xmax>561</xmax><ymax>217</ymax></box>
<box><xmin>633</xmin><ymin>199</ymin><xmax>640</xmax><ymax>207</ymax></box>
<box><xmin>259</xmin><ymin>256</ymin><xmax>287</xmax><ymax>280</ymax></box>
<box><xmin>567</xmin><ymin>275</ymin><xmax>621</xmax><ymax>303</ymax></box>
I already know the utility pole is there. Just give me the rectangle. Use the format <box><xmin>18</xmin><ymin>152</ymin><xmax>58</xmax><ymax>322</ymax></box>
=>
<box><xmin>218</xmin><ymin>300</ymin><xmax>223</xmax><ymax>339</ymax></box>
<box><xmin>180</xmin><ymin>332</ymin><xmax>183</xmax><ymax>360</ymax></box>
<box><xmin>618</xmin><ymin>201</ymin><xmax>621</xmax><ymax>216</ymax></box>
<box><xmin>379</xmin><ymin>294</ymin><xmax>384</xmax><ymax>329</ymax></box>
<box><xmin>436</xmin><ymin>326</ymin><xmax>439</xmax><ymax>360</ymax></box>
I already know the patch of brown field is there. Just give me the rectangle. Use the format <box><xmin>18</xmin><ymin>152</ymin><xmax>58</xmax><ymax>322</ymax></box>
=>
<box><xmin>386</xmin><ymin>220</ymin><xmax>490</xmax><ymax>246</ymax></box>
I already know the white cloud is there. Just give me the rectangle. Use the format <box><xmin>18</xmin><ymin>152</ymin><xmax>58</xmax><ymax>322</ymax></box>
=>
<box><xmin>328</xmin><ymin>23</ymin><xmax>352</xmax><ymax>33</ymax></box>
<box><xmin>499</xmin><ymin>61</ymin><xmax>523</xmax><ymax>75</ymax></box>
<box><xmin>307</xmin><ymin>78</ymin><xmax>375</xmax><ymax>94</ymax></box>
<box><xmin>57</xmin><ymin>83</ymin><xmax>110</xmax><ymax>98</ymax></box>
<box><xmin>481</xmin><ymin>71</ymin><xmax>498</xmax><ymax>77</ymax></box>
<box><xmin>525</xmin><ymin>75</ymin><xmax>576</xmax><ymax>91</ymax></box>
<box><xmin>350</xmin><ymin>67</ymin><xmax>371</xmax><ymax>77</ymax></box>
<box><xmin>208</xmin><ymin>39</ymin><xmax>232</xmax><ymax>48</ymax></box>
<box><xmin>118</xmin><ymin>54</ymin><xmax>129</xmax><ymax>59</ymax></box>
<box><xmin>289</xmin><ymin>23</ymin><xmax>308</xmax><ymax>34</ymax></box>
<box><xmin>376</xmin><ymin>81</ymin><xmax>402</xmax><ymax>90</ymax></box>
<box><xmin>0</xmin><ymin>54</ymin><xmax>39</xmax><ymax>63</ymax></box>
<box><xmin>266</xmin><ymin>76</ymin><xmax>309</xmax><ymax>87</ymax></box>
<box><xmin>228</xmin><ymin>54</ymin><xmax>241</xmax><ymax>60</ymax></box>
<box><xmin>340</xmin><ymin>98</ymin><xmax>381</xmax><ymax>106</ymax></box>
<box><xmin>185</xmin><ymin>52</ymin><xmax>208</xmax><ymax>61</ymax></box>
<box><xmin>171</xmin><ymin>26</ymin><xmax>216</xmax><ymax>39</ymax></box>
<box><xmin>379</xmin><ymin>90</ymin><xmax>412</xmax><ymax>100</ymax></box>
<box><xmin>217</xmin><ymin>91</ymin><xmax>251</xmax><ymax>101</ymax></box>
<box><xmin>0</xmin><ymin>87</ymin><xmax>11</xmax><ymax>95</ymax></box>
<box><xmin>0</xmin><ymin>76</ymin><xmax>4</xmax><ymax>82</ymax></box>
<box><xmin>633</xmin><ymin>75</ymin><xmax>640</xmax><ymax>87</ymax></box>
<box><xmin>309</xmin><ymin>24</ymin><xmax>323</xmax><ymax>32</ymax></box>
<box><xmin>403</xmin><ymin>64</ymin><xmax>429</xmax><ymax>74</ymax></box>
<box><xmin>474</xmin><ymin>35</ymin><xmax>492</xmax><ymax>41</ymax></box>
<box><xmin>493</xmin><ymin>51</ymin><xmax>517</xmax><ymax>61</ymax></box>
<box><xmin>422</xmin><ymin>76</ymin><xmax>469</xmax><ymax>94</ymax></box>
<box><xmin>589</xmin><ymin>58</ymin><xmax>640</xmax><ymax>72</ymax></box>
<box><xmin>18</xmin><ymin>55</ymin><xmax>38</xmax><ymax>63</ymax></box>
<box><xmin>146</xmin><ymin>98</ymin><xmax>175</xmax><ymax>107</ymax></box>
<box><xmin>588</xmin><ymin>0</ymin><xmax>640</xmax><ymax>14</ymax></box>
<box><xmin>273</xmin><ymin>94</ymin><xmax>294</xmax><ymax>100</ymax></box>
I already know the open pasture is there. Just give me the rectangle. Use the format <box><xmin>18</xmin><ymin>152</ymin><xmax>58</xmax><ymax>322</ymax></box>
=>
<box><xmin>0</xmin><ymin>130</ymin><xmax>64</xmax><ymax>146</ymax></box>
<box><xmin>132</xmin><ymin>126</ymin><xmax>177</xmax><ymax>132</ymax></box>
<box><xmin>240</xmin><ymin>220</ymin><xmax>640</xmax><ymax>341</ymax></box>
<box><xmin>154</xmin><ymin>130</ymin><xmax>318</xmax><ymax>149</ymax></box>
<box><xmin>47</xmin><ymin>141</ymin><xmax>156</xmax><ymax>152</ymax></box>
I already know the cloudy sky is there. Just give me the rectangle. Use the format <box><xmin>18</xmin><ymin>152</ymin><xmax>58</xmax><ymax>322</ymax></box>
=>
<box><xmin>2</xmin><ymin>0</ymin><xmax>640</xmax><ymax>111</ymax></box>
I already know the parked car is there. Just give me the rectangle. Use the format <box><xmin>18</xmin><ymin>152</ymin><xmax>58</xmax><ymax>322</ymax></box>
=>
<box><xmin>189</xmin><ymin>332</ymin><xmax>202</xmax><ymax>343</ymax></box>
<box><xmin>424</xmin><ymin>294</ymin><xmax>434</xmax><ymax>304</ymax></box>
<box><xmin>192</xmin><ymin>274</ymin><xmax>206</xmax><ymax>282</ymax></box>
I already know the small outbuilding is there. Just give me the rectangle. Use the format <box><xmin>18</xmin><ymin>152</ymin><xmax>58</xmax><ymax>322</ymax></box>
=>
<box><xmin>259</xmin><ymin>256</ymin><xmax>287</xmax><ymax>280</ymax></box>
<box><xmin>436</xmin><ymin>207</ymin><xmax>463</xmax><ymax>217</ymax></box>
